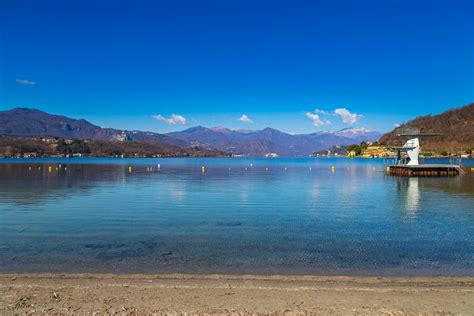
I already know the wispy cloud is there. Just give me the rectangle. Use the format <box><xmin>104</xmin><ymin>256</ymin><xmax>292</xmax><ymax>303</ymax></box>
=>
<box><xmin>314</xmin><ymin>109</ymin><xmax>331</xmax><ymax>115</ymax></box>
<box><xmin>153</xmin><ymin>114</ymin><xmax>188</xmax><ymax>125</ymax></box>
<box><xmin>334</xmin><ymin>108</ymin><xmax>363</xmax><ymax>125</ymax></box>
<box><xmin>16</xmin><ymin>79</ymin><xmax>36</xmax><ymax>85</ymax></box>
<box><xmin>394</xmin><ymin>123</ymin><xmax>401</xmax><ymax>128</ymax></box>
<box><xmin>305</xmin><ymin>112</ymin><xmax>331</xmax><ymax>127</ymax></box>
<box><xmin>238</xmin><ymin>114</ymin><xmax>253</xmax><ymax>123</ymax></box>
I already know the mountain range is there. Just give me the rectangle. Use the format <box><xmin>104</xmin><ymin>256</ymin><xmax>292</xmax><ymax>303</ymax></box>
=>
<box><xmin>167</xmin><ymin>126</ymin><xmax>381</xmax><ymax>156</ymax></box>
<box><xmin>0</xmin><ymin>108</ymin><xmax>382</xmax><ymax>157</ymax></box>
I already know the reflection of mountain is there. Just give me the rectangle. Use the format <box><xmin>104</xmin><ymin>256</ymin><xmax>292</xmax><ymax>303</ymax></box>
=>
<box><xmin>0</xmin><ymin>162</ymin><xmax>302</xmax><ymax>206</ymax></box>
<box><xmin>422</xmin><ymin>172</ymin><xmax>474</xmax><ymax>196</ymax></box>
<box><xmin>0</xmin><ymin>164</ymin><xmax>128</xmax><ymax>206</ymax></box>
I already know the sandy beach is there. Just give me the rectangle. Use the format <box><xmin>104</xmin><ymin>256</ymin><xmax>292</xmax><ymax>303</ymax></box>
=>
<box><xmin>0</xmin><ymin>274</ymin><xmax>473</xmax><ymax>315</ymax></box>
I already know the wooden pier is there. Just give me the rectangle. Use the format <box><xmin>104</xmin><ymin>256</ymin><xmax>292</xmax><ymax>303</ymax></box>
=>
<box><xmin>388</xmin><ymin>164</ymin><xmax>462</xmax><ymax>176</ymax></box>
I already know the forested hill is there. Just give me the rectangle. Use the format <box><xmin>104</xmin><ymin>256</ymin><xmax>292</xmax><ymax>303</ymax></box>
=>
<box><xmin>379</xmin><ymin>103</ymin><xmax>474</xmax><ymax>152</ymax></box>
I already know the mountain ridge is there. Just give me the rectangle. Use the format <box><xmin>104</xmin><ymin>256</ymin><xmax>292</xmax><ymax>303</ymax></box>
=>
<box><xmin>0</xmin><ymin>107</ymin><xmax>188</xmax><ymax>146</ymax></box>
<box><xmin>167</xmin><ymin>125</ymin><xmax>381</xmax><ymax>157</ymax></box>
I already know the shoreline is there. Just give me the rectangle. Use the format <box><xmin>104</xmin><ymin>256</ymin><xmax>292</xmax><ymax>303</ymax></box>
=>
<box><xmin>1</xmin><ymin>273</ymin><xmax>473</xmax><ymax>314</ymax></box>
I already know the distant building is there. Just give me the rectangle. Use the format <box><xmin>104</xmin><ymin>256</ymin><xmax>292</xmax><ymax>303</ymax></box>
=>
<box><xmin>41</xmin><ymin>137</ymin><xmax>58</xmax><ymax>144</ymax></box>
<box><xmin>361</xmin><ymin>146</ymin><xmax>394</xmax><ymax>158</ymax></box>
<box><xmin>347</xmin><ymin>150</ymin><xmax>358</xmax><ymax>158</ymax></box>
<box><xmin>23</xmin><ymin>152</ymin><xmax>38</xmax><ymax>158</ymax></box>
<box><xmin>113</xmin><ymin>131</ymin><xmax>130</xmax><ymax>142</ymax></box>
<box><xmin>264</xmin><ymin>152</ymin><xmax>279</xmax><ymax>158</ymax></box>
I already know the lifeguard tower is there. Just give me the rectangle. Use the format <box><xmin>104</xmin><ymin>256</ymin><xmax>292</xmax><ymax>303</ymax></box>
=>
<box><xmin>387</xmin><ymin>127</ymin><xmax>462</xmax><ymax>176</ymax></box>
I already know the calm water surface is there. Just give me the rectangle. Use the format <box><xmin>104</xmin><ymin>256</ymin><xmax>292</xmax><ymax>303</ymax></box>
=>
<box><xmin>0</xmin><ymin>158</ymin><xmax>473</xmax><ymax>276</ymax></box>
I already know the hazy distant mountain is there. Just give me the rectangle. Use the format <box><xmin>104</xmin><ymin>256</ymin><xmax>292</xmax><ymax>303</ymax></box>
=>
<box><xmin>168</xmin><ymin>126</ymin><xmax>381</xmax><ymax>157</ymax></box>
<box><xmin>0</xmin><ymin>108</ymin><xmax>187</xmax><ymax>146</ymax></box>
<box><xmin>379</xmin><ymin>103</ymin><xmax>474</xmax><ymax>152</ymax></box>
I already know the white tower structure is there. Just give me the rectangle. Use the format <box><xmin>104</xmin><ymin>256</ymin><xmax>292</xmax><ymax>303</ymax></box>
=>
<box><xmin>394</xmin><ymin>128</ymin><xmax>437</xmax><ymax>166</ymax></box>
<box><xmin>403</xmin><ymin>137</ymin><xmax>420</xmax><ymax>166</ymax></box>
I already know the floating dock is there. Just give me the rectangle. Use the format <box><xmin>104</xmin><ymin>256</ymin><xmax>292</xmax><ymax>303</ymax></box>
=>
<box><xmin>387</xmin><ymin>164</ymin><xmax>462</xmax><ymax>176</ymax></box>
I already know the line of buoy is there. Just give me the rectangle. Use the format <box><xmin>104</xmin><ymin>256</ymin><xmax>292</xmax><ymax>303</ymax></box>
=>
<box><xmin>22</xmin><ymin>164</ymin><xmax>347</xmax><ymax>175</ymax></box>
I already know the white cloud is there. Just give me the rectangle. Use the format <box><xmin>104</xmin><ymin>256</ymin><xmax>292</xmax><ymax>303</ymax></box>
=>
<box><xmin>315</xmin><ymin>109</ymin><xmax>331</xmax><ymax>115</ymax></box>
<box><xmin>394</xmin><ymin>123</ymin><xmax>401</xmax><ymax>128</ymax></box>
<box><xmin>305</xmin><ymin>112</ymin><xmax>331</xmax><ymax>127</ymax></box>
<box><xmin>16</xmin><ymin>79</ymin><xmax>36</xmax><ymax>85</ymax></box>
<box><xmin>334</xmin><ymin>108</ymin><xmax>362</xmax><ymax>125</ymax></box>
<box><xmin>238</xmin><ymin>114</ymin><xmax>253</xmax><ymax>123</ymax></box>
<box><xmin>153</xmin><ymin>114</ymin><xmax>187</xmax><ymax>125</ymax></box>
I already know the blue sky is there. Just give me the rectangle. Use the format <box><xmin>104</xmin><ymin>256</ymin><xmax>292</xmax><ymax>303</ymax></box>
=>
<box><xmin>1</xmin><ymin>0</ymin><xmax>473</xmax><ymax>134</ymax></box>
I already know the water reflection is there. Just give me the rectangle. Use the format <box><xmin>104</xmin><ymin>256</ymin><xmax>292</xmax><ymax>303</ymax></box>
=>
<box><xmin>405</xmin><ymin>178</ymin><xmax>420</xmax><ymax>215</ymax></box>
<box><xmin>0</xmin><ymin>158</ymin><xmax>473</xmax><ymax>275</ymax></box>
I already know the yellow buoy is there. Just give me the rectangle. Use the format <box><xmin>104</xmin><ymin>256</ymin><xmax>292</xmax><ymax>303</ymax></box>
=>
<box><xmin>202</xmin><ymin>165</ymin><xmax>205</xmax><ymax>173</ymax></box>
<box><xmin>331</xmin><ymin>166</ymin><xmax>335</xmax><ymax>172</ymax></box>
<box><xmin>128</xmin><ymin>166</ymin><xmax>132</xmax><ymax>173</ymax></box>
<box><xmin>48</xmin><ymin>166</ymin><xmax>52</xmax><ymax>173</ymax></box>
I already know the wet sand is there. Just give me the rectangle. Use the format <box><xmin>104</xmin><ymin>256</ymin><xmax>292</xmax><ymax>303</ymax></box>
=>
<box><xmin>1</xmin><ymin>274</ymin><xmax>473</xmax><ymax>315</ymax></box>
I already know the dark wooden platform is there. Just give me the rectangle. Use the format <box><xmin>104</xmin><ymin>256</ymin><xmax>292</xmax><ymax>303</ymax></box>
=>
<box><xmin>387</xmin><ymin>164</ymin><xmax>462</xmax><ymax>176</ymax></box>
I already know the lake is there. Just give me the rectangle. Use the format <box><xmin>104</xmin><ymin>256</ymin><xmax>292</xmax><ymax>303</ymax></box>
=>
<box><xmin>0</xmin><ymin>158</ymin><xmax>473</xmax><ymax>276</ymax></box>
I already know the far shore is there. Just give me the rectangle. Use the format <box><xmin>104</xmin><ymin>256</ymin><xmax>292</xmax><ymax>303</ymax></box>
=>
<box><xmin>1</xmin><ymin>273</ymin><xmax>473</xmax><ymax>314</ymax></box>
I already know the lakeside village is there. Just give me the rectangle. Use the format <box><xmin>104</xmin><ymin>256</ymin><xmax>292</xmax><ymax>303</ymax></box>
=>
<box><xmin>0</xmin><ymin>136</ymin><xmax>472</xmax><ymax>159</ymax></box>
<box><xmin>0</xmin><ymin>136</ymin><xmax>228</xmax><ymax>158</ymax></box>
<box><xmin>311</xmin><ymin>141</ymin><xmax>473</xmax><ymax>159</ymax></box>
